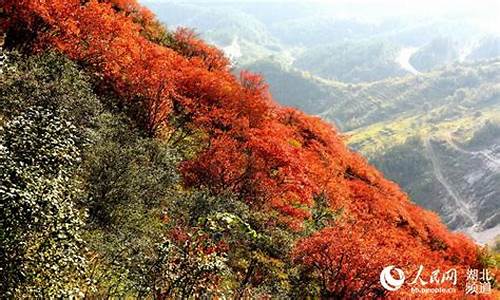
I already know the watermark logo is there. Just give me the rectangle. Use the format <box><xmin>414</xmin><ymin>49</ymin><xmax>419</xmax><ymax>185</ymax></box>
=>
<box><xmin>380</xmin><ymin>265</ymin><xmax>492</xmax><ymax>295</ymax></box>
<box><xmin>380</xmin><ymin>265</ymin><xmax>405</xmax><ymax>291</ymax></box>
<box><xmin>465</xmin><ymin>268</ymin><xmax>492</xmax><ymax>295</ymax></box>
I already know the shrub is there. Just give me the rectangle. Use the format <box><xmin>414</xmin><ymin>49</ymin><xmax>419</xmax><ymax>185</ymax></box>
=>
<box><xmin>0</xmin><ymin>108</ymin><xmax>87</xmax><ymax>298</ymax></box>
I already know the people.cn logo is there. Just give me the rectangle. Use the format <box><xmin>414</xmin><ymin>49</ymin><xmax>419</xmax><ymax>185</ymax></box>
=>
<box><xmin>380</xmin><ymin>266</ymin><xmax>406</xmax><ymax>291</ymax></box>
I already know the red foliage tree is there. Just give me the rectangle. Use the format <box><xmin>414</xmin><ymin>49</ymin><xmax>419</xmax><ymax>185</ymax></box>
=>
<box><xmin>171</xmin><ymin>27</ymin><xmax>229</xmax><ymax>72</ymax></box>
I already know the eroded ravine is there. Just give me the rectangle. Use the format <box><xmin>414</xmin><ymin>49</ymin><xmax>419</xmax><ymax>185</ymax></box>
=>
<box><xmin>423</xmin><ymin>138</ymin><xmax>477</xmax><ymax>227</ymax></box>
<box><xmin>445</xmin><ymin>134</ymin><xmax>500</xmax><ymax>171</ymax></box>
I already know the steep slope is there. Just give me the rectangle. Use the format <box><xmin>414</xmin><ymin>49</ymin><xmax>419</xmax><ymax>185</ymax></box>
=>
<box><xmin>467</xmin><ymin>36</ymin><xmax>500</xmax><ymax>61</ymax></box>
<box><xmin>423</xmin><ymin>137</ymin><xmax>477</xmax><ymax>228</ymax></box>
<box><xmin>216</xmin><ymin>42</ymin><xmax>500</xmax><ymax>242</ymax></box>
<box><xmin>293</xmin><ymin>40</ymin><xmax>408</xmax><ymax>83</ymax></box>
<box><xmin>409</xmin><ymin>37</ymin><xmax>461</xmax><ymax>72</ymax></box>
<box><xmin>341</xmin><ymin>62</ymin><xmax>500</xmax><ymax>238</ymax></box>
<box><xmin>1</xmin><ymin>0</ymin><xmax>495</xmax><ymax>298</ymax></box>
<box><xmin>357</xmin><ymin>119</ymin><xmax>500</xmax><ymax>242</ymax></box>
<box><xmin>239</xmin><ymin>59</ymin><xmax>348</xmax><ymax>114</ymax></box>
<box><xmin>139</xmin><ymin>0</ymin><xmax>500</xmax><ymax>248</ymax></box>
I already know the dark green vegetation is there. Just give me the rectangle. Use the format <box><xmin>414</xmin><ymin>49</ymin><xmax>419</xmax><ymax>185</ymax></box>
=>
<box><xmin>0</xmin><ymin>107</ymin><xmax>87</xmax><ymax>297</ymax></box>
<box><xmin>0</xmin><ymin>49</ymin><xmax>341</xmax><ymax>299</ymax></box>
<box><xmin>0</xmin><ymin>52</ymin><xmax>99</xmax><ymax>297</ymax></box>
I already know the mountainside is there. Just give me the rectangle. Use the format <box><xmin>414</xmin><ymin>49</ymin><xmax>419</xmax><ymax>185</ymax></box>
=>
<box><xmin>1</xmin><ymin>0</ymin><xmax>495</xmax><ymax>298</ymax></box>
<box><xmin>335</xmin><ymin>60</ymin><xmax>500</xmax><ymax>238</ymax></box>
<box><xmin>145</xmin><ymin>1</ymin><xmax>499</xmax><ymax>77</ymax></box>
<box><xmin>231</xmin><ymin>43</ymin><xmax>500</xmax><ymax>242</ymax></box>
<box><xmin>237</xmin><ymin>55</ymin><xmax>500</xmax><ymax>242</ymax></box>
<box><xmin>409</xmin><ymin>37</ymin><xmax>461</xmax><ymax>72</ymax></box>
<box><xmin>234</xmin><ymin>52</ymin><xmax>500</xmax><ymax>241</ymax></box>
<box><xmin>188</xmin><ymin>1</ymin><xmax>500</xmax><ymax>239</ymax></box>
<box><xmin>293</xmin><ymin>40</ymin><xmax>407</xmax><ymax>83</ymax></box>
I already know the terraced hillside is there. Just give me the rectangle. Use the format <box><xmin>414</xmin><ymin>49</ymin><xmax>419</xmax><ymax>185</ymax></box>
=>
<box><xmin>342</xmin><ymin>60</ymin><xmax>500</xmax><ymax>241</ymax></box>
<box><xmin>322</xmin><ymin>60</ymin><xmax>500</xmax><ymax>131</ymax></box>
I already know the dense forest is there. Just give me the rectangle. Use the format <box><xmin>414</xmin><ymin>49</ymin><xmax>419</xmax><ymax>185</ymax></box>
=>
<box><xmin>0</xmin><ymin>0</ymin><xmax>498</xmax><ymax>298</ymax></box>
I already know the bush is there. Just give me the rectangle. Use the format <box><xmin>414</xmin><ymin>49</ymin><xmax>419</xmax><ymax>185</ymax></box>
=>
<box><xmin>0</xmin><ymin>50</ymin><xmax>101</xmax><ymax>128</ymax></box>
<box><xmin>79</xmin><ymin>113</ymin><xmax>185</xmax><ymax>297</ymax></box>
<box><xmin>0</xmin><ymin>108</ymin><xmax>87</xmax><ymax>298</ymax></box>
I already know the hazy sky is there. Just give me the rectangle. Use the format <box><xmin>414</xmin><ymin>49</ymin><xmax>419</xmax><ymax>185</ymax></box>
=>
<box><xmin>141</xmin><ymin>0</ymin><xmax>499</xmax><ymax>6</ymax></box>
<box><xmin>140</xmin><ymin>0</ymin><xmax>500</xmax><ymax>32</ymax></box>
<box><xmin>140</xmin><ymin>0</ymin><xmax>500</xmax><ymax>16</ymax></box>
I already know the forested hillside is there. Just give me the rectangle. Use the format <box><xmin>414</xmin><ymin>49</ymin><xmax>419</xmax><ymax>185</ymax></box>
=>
<box><xmin>164</xmin><ymin>0</ymin><xmax>500</xmax><ymax>241</ymax></box>
<box><xmin>0</xmin><ymin>0</ymin><xmax>497</xmax><ymax>298</ymax></box>
<box><xmin>234</xmin><ymin>54</ymin><xmax>500</xmax><ymax>242</ymax></box>
<box><xmin>293</xmin><ymin>40</ymin><xmax>406</xmax><ymax>83</ymax></box>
